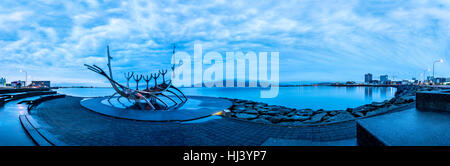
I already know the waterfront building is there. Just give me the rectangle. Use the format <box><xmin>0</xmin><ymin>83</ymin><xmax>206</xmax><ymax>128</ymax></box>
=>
<box><xmin>411</xmin><ymin>78</ymin><xmax>419</xmax><ymax>84</ymax></box>
<box><xmin>445</xmin><ymin>78</ymin><xmax>450</xmax><ymax>85</ymax></box>
<box><xmin>364</xmin><ymin>73</ymin><xmax>372</xmax><ymax>83</ymax></box>
<box><xmin>392</xmin><ymin>81</ymin><xmax>402</xmax><ymax>85</ymax></box>
<box><xmin>402</xmin><ymin>80</ymin><xmax>412</xmax><ymax>85</ymax></box>
<box><xmin>380</xmin><ymin>75</ymin><xmax>389</xmax><ymax>84</ymax></box>
<box><xmin>345</xmin><ymin>81</ymin><xmax>356</xmax><ymax>85</ymax></box>
<box><xmin>426</xmin><ymin>76</ymin><xmax>434</xmax><ymax>82</ymax></box>
<box><xmin>31</xmin><ymin>81</ymin><xmax>51</xmax><ymax>88</ymax></box>
<box><xmin>0</xmin><ymin>77</ymin><xmax>5</xmax><ymax>87</ymax></box>
<box><xmin>11</xmin><ymin>81</ymin><xmax>25</xmax><ymax>88</ymax></box>
<box><xmin>370</xmin><ymin>80</ymin><xmax>380</xmax><ymax>84</ymax></box>
<box><xmin>435</xmin><ymin>77</ymin><xmax>447</xmax><ymax>84</ymax></box>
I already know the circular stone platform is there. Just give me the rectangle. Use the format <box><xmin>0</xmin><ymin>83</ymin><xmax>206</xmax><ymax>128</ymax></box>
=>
<box><xmin>80</xmin><ymin>96</ymin><xmax>232</xmax><ymax>122</ymax></box>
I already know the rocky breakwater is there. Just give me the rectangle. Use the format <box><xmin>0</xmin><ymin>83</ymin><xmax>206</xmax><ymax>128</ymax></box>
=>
<box><xmin>223</xmin><ymin>85</ymin><xmax>440</xmax><ymax>126</ymax></box>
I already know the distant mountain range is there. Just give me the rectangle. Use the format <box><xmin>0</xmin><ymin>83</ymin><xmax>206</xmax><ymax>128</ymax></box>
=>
<box><xmin>191</xmin><ymin>80</ymin><xmax>348</xmax><ymax>87</ymax></box>
<box><xmin>55</xmin><ymin>80</ymin><xmax>350</xmax><ymax>88</ymax></box>
<box><xmin>191</xmin><ymin>79</ymin><xmax>274</xmax><ymax>88</ymax></box>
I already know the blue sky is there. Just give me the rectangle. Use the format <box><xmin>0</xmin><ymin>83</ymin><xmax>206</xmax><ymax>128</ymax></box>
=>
<box><xmin>0</xmin><ymin>0</ymin><xmax>449</xmax><ymax>86</ymax></box>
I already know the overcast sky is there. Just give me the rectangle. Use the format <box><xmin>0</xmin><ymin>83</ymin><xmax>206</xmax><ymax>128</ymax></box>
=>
<box><xmin>0</xmin><ymin>0</ymin><xmax>449</xmax><ymax>86</ymax></box>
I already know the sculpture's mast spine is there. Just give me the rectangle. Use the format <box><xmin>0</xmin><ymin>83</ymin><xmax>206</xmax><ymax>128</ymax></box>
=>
<box><xmin>107</xmin><ymin>45</ymin><xmax>113</xmax><ymax>79</ymax></box>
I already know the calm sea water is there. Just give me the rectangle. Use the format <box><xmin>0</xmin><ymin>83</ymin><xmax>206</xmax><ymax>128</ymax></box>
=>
<box><xmin>55</xmin><ymin>86</ymin><xmax>396</xmax><ymax>110</ymax></box>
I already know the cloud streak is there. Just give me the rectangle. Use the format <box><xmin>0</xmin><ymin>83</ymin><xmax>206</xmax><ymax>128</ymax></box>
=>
<box><xmin>0</xmin><ymin>0</ymin><xmax>449</xmax><ymax>86</ymax></box>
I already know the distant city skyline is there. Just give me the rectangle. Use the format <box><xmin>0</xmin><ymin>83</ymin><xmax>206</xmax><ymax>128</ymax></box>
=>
<box><xmin>0</xmin><ymin>0</ymin><xmax>449</xmax><ymax>86</ymax></box>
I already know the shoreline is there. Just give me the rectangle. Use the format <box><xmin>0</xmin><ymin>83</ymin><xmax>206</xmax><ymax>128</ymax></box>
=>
<box><xmin>54</xmin><ymin>85</ymin><xmax>397</xmax><ymax>110</ymax></box>
<box><xmin>26</xmin><ymin>85</ymin><xmax>445</xmax><ymax>126</ymax></box>
<box><xmin>53</xmin><ymin>84</ymin><xmax>404</xmax><ymax>89</ymax></box>
<box><xmin>223</xmin><ymin>85</ymin><xmax>444</xmax><ymax>126</ymax></box>
<box><xmin>280</xmin><ymin>84</ymin><xmax>398</xmax><ymax>87</ymax></box>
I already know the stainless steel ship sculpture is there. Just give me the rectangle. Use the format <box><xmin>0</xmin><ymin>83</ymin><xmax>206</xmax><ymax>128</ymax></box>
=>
<box><xmin>84</xmin><ymin>45</ymin><xmax>187</xmax><ymax>110</ymax></box>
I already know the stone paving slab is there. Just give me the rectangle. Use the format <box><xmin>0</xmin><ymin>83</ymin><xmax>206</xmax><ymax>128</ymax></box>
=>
<box><xmin>31</xmin><ymin>96</ymin><xmax>358</xmax><ymax>146</ymax></box>
<box><xmin>262</xmin><ymin>138</ymin><xmax>357</xmax><ymax>146</ymax></box>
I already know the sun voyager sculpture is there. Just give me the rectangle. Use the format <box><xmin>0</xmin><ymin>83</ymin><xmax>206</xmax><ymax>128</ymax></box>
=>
<box><xmin>84</xmin><ymin>45</ymin><xmax>187</xmax><ymax>110</ymax></box>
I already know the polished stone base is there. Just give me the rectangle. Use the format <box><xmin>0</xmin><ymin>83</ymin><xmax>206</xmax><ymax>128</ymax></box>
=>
<box><xmin>416</xmin><ymin>90</ymin><xmax>450</xmax><ymax>112</ymax></box>
<box><xmin>80</xmin><ymin>96</ymin><xmax>232</xmax><ymax>122</ymax></box>
<box><xmin>357</xmin><ymin>108</ymin><xmax>450</xmax><ymax>146</ymax></box>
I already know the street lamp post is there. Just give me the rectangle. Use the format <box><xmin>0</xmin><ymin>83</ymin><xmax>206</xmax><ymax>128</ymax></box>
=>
<box><xmin>432</xmin><ymin>59</ymin><xmax>444</xmax><ymax>81</ymax></box>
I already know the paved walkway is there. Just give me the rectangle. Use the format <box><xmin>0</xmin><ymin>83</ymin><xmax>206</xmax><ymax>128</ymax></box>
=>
<box><xmin>262</xmin><ymin>138</ymin><xmax>357</xmax><ymax>146</ymax></box>
<box><xmin>31</xmin><ymin>97</ymin><xmax>357</xmax><ymax>146</ymax></box>
<box><xmin>0</xmin><ymin>97</ymin><xmax>39</xmax><ymax>146</ymax></box>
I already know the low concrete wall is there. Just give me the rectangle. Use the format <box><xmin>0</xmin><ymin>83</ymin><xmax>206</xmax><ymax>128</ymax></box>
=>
<box><xmin>27</xmin><ymin>94</ymin><xmax>66</xmax><ymax>111</ymax></box>
<box><xmin>0</xmin><ymin>97</ymin><xmax>5</xmax><ymax>106</ymax></box>
<box><xmin>12</xmin><ymin>91</ymin><xmax>56</xmax><ymax>101</ymax></box>
<box><xmin>0</xmin><ymin>91</ymin><xmax>56</xmax><ymax>107</ymax></box>
<box><xmin>416</xmin><ymin>90</ymin><xmax>450</xmax><ymax>112</ymax></box>
<box><xmin>0</xmin><ymin>88</ymin><xmax>51</xmax><ymax>94</ymax></box>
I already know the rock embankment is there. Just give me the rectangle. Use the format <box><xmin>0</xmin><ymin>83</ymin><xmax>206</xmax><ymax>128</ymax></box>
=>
<box><xmin>223</xmin><ymin>85</ymin><xmax>442</xmax><ymax>126</ymax></box>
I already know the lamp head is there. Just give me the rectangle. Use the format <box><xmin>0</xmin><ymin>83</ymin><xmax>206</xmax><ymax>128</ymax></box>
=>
<box><xmin>440</xmin><ymin>59</ymin><xmax>444</xmax><ymax>63</ymax></box>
